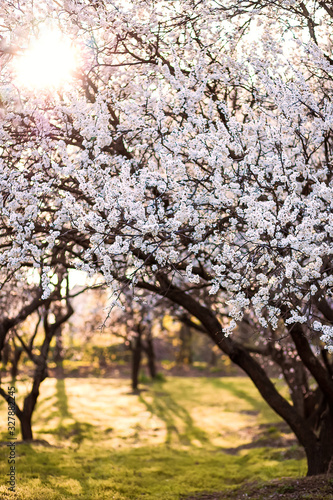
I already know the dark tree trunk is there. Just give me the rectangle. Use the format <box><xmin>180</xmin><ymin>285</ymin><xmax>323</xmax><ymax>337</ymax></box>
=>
<box><xmin>53</xmin><ymin>324</ymin><xmax>66</xmax><ymax>378</ymax></box>
<box><xmin>17</xmin><ymin>372</ymin><xmax>45</xmax><ymax>441</ymax></box>
<box><xmin>210</xmin><ymin>349</ymin><xmax>217</xmax><ymax>367</ymax></box>
<box><xmin>53</xmin><ymin>325</ymin><xmax>63</xmax><ymax>364</ymax></box>
<box><xmin>11</xmin><ymin>347</ymin><xmax>23</xmax><ymax>380</ymax></box>
<box><xmin>131</xmin><ymin>327</ymin><xmax>142</xmax><ymax>391</ymax></box>
<box><xmin>0</xmin><ymin>389</ymin><xmax>35</xmax><ymax>441</ymax></box>
<box><xmin>16</xmin><ymin>299</ymin><xmax>73</xmax><ymax>440</ymax></box>
<box><xmin>177</xmin><ymin>324</ymin><xmax>192</xmax><ymax>365</ymax></box>
<box><xmin>306</xmin><ymin>446</ymin><xmax>333</xmax><ymax>476</ymax></box>
<box><xmin>305</xmin><ymin>426</ymin><xmax>333</xmax><ymax>475</ymax></box>
<box><xmin>2</xmin><ymin>341</ymin><xmax>10</xmax><ymax>366</ymax></box>
<box><xmin>19</xmin><ymin>412</ymin><xmax>33</xmax><ymax>441</ymax></box>
<box><xmin>145</xmin><ymin>334</ymin><xmax>156</xmax><ymax>379</ymax></box>
<box><xmin>305</xmin><ymin>402</ymin><xmax>333</xmax><ymax>476</ymax></box>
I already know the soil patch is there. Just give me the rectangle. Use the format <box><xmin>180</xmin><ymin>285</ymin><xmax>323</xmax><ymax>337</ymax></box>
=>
<box><xmin>183</xmin><ymin>475</ymin><xmax>333</xmax><ymax>499</ymax></box>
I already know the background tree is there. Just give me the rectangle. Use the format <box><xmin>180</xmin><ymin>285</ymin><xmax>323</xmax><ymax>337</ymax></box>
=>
<box><xmin>0</xmin><ymin>269</ymin><xmax>73</xmax><ymax>440</ymax></box>
<box><xmin>103</xmin><ymin>290</ymin><xmax>164</xmax><ymax>390</ymax></box>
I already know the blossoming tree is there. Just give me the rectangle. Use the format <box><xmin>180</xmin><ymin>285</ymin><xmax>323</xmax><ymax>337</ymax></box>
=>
<box><xmin>1</xmin><ymin>0</ymin><xmax>333</xmax><ymax>474</ymax></box>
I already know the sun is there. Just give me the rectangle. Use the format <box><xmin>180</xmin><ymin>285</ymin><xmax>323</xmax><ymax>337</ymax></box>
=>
<box><xmin>14</xmin><ymin>31</ymin><xmax>77</xmax><ymax>90</ymax></box>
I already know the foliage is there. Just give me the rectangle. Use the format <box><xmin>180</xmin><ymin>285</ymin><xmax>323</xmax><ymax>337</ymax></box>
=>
<box><xmin>0</xmin><ymin>0</ymin><xmax>332</xmax><ymax>341</ymax></box>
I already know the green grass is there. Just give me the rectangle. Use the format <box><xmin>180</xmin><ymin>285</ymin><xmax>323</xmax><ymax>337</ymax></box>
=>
<box><xmin>0</xmin><ymin>377</ymin><xmax>306</xmax><ymax>499</ymax></box>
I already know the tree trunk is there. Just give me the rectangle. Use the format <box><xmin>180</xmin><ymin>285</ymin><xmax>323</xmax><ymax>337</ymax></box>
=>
<box><xmin>11</xmin><ymin>347</ymin><xmax>23</xmax><ymax>380</ymax></box>
<box><xmin>306</xmin><ymin>439</ymin><xmax>333</xmax><ymax>475</ymax></box>
<box><xmin>177</xmin><ymin>324</ymin><xmax>192</xmax><ymax>365</ymax></box>
<box><xmin>53</xmin><ymin>325</ymin><xmax>63</xmax><ymax>364</ymax></box>
<box><xmin>131</xmin><ymin>327</ymin><xmax>142</xmax><ymax>391</ymax></box>
<box><xmin>306</xmin><ymin>403</ymin><xmax>333</xmax><ymax>475</ymax></box>
<box><xmin>18</xmin><ymin>376</ymin><xmax>44</xmax><ymax>441</ymax></box>
<box><xmin>306</xmin><ymin>449</ymin><xmax>333</xmax><ymax>476</ymax></box>
<box><xmin>2</xmin><ymin>341</ymin><xmax>10</xmax><ymax>366</ymax></box>
<box><xmin>145</xmin><ymin>334</ymin><xmax>156</xmax><ymax>379</ymax></box>
<box><xmin>18</xmin><ymin>412</ymin><xmax>33</xmax><ymax>441</ymax></box>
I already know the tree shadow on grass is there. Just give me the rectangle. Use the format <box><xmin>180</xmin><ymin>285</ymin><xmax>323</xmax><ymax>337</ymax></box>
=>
<box><xmin>36</xmin><ymin>378</ymin><xmax>93</xmax><ymax>448</ymax></box>
<box><xmin>139</xmin><ymin>388</ymin><xmax>210</xmax><ymax>447</ymax></box>
<box><xmin>126</xmin><ymin>387</ymin><xmax>149</xmax><ymax>396</ymax></box>
<box><xmin>209</xmin><ymin>378</ymin><xmax>267</xmax><ymax>413</ymax></box>
<box><xmin>36</xmin><ymin>378</ymin><xmax>72</xmax><ymax>425</ymax></box>
<box><xmin>56</xmin><ymin>378</ymin><xmax>71</xmax><ymax>418</ymax></box>
<box><xmin>55</xmin><ymin>379</ymin><xmax>94</xmax><ymax>447</ymax></box>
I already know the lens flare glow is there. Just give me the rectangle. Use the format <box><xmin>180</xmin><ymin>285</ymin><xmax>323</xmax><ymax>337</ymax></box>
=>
<box><xmin>14</xmin><ymin>31</ymin><xmax>77</xmax><ymax>89</ymax></box>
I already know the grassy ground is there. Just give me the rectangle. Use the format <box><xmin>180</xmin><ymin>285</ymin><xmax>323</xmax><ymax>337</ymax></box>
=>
<box><xmin>0</xmin><ymin>376</ymin><xmax>306</xmax><ymax>499</ymax></box>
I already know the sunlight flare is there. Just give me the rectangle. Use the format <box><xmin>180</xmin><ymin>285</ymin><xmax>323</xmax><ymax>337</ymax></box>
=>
<box><xmin>14</xmin><ymin>31</ymin><xmax>77</xmax><ymax>89</ymax></box>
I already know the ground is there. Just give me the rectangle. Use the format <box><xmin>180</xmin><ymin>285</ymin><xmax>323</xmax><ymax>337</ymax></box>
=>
<box><xmin>184</xmin><ymin>475</ymin><xmax>333</xmax><ymax>499</ymax></box>
<box><xmin>0</xmin><ymin>376</ymin><xmax>317</xmax><ymax>499</ymax></box>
